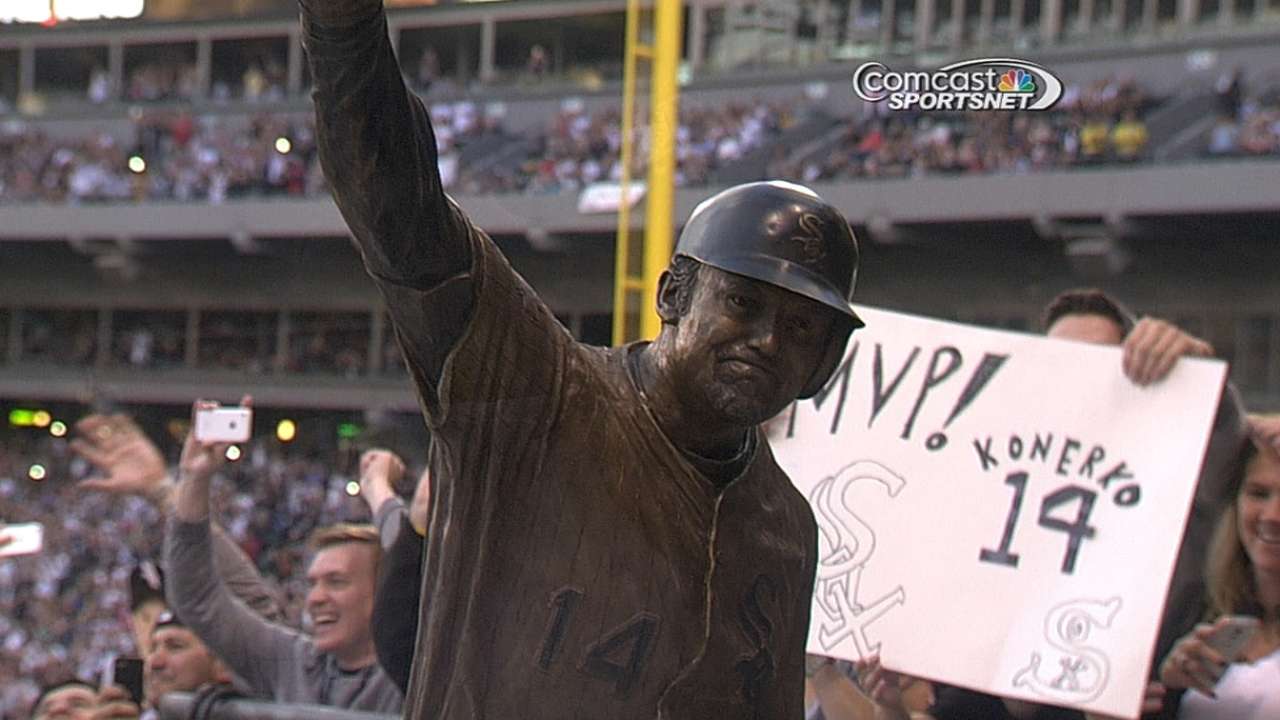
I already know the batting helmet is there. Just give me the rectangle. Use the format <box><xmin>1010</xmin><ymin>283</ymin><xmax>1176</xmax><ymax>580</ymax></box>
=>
<box><xmin>675</xmin><ymin>180</ymin><xmax>863</xmax><ymax>398</ymax></box>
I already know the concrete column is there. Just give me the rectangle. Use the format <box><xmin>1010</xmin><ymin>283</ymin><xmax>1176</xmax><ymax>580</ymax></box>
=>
<box><xmin>1079</xmin><ymin>0</ymin><xmax>1095</xmax><ymax>32</ymax></box>
<box><xmin>273</xmin><ymin>310</ymin><xmax>290</xmax><ymax>374</ymax></box>
<box><xmin>18</xmin><ymin>44</ymin><xmax>35</xmax><ymax>98</ymax></box>
<box><xmin>1269</xmin><ymin>318</ymin><xmax>1280</xmax><ymax>396</ymax></box>
<box><xmin>1011</xmin><ymin>0</ymin><xmax>1025</xmax><ymax>38</ymax></box>
<box><xmin>455</xmin><ymin>36</ymin><xmax>471</xmax><ymax>87</ymax></box>
<box><xmin>1041</xmin><ymin>0</ymin><xmax>1063</xmax><ymax>43</ymax></box>
<box><xmin>1113</xmin><ymin>0</ymin><xmax>1126</xmax><ymax>29</ymax></box>
<box><xmin>6</xmin><ymin>309</ymin><xmax>21</xmax><ymax>363</ymax></box>
<box><xmin>368</xmin><ymin>308</ymin><xmax>385</xmax><ymax>374</ymax></box>
<box><xmin>184</xmin><ymin>308</ymin><xmax>200</xmax><ymax>368</ymax></box>
<box><xmin>287</xmin><ymin>26</ymin><xmax>304</xmax><ymax>97</ymax></box>
<box><xmin>195</xmin><ymin>36</ymin><xmax>212</xmax><ymax>100</ymax></box>
<box><xmin>95</xmin><ymin>309</ymin><xmax>112</xmax><ymax>368</ymax></box>
<box><xmin>1142</xmin><ymin>0</ymin><xmax>1157</xmax><ymax>32</ymax></box>
<box><xmin>952</xmin><ymin>0</ymin><xmax>965</xmax><ymax>49</ymax></box>
<box><xmin>814</xmin><ymin>0</ymin><xmax>833</xmax><ymax>56</ymax></box>
<box><xmin>881</xmin><ymin>0</ymin><xmax>896</xmax><ymax>50</ymax></box>
<box><xmin>1177</xmin><ymin>0</ymin><xmax>1199</xmax><ymax>26</ymax></box>
<box><xmin>479</xmin><ymin>15</ymin><xmax>496</xmax><ymax>83</ymax></box>
<box><xmin>108</xmin><ymin>41</ymin><xmax>124</xmax><ymax>101</ymax></box>
<box><xmin>688</xmin><ymin>0</ymin><xmax>707</xmax><ymax>70</ymax></box>
<box><xmin>915</xmin><ymin>0</ymin><xmax>937</xmax><ymax>50</ymax></box>
<box><xmin>978</xmin><ymin>0</ymin><xmax>995</xmax><ymax>45</ymax></box>
<box><xmin>1219</xmin><ymin>0</ymin><xmax>1235</xmax><ymax>23</ymax></box>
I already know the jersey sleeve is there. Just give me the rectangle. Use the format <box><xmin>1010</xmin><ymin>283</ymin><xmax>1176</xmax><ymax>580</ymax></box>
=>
<box><xmin>376</xmin><ymin>226</ymin><xmax>574</xmax><ymax>439</ymax></box>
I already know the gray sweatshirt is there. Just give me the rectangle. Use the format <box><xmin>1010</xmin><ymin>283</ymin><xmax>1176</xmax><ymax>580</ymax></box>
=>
<box><xmin>208</xmin><ymin>523</ymin><xmax>287</xmax><ymax>624</ymax></box>
<box><xmin>165</xmin><ymin>518</ymin><xmax>403</xmax><ymax>713</ymax></box>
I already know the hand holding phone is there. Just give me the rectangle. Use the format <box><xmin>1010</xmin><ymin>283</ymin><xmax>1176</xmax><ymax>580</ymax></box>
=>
<box><xmin>0</xmin><ymin>523</ymin><xmax>44</xmax><ymax>559</ymax></box>
<box><xmin>193</xmin><ymin>406</ymin><xmax>252</xmax><ymax>443</ymax></box>
<box><xmin>1205</xmin><ymin>615</ymin><xmax>1260</xmax><ymax>663</ymax></box>
<box><xmin>101</xmin><ymin>655</ymin><xmax>145</xmax><ymax>705</ymax></box>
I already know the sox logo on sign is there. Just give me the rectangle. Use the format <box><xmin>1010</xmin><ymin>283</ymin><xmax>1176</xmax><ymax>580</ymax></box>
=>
<box><xmin>809</xmin><ymin>460</ymin><xmax>907</xmax><ymax>657</ymax></box>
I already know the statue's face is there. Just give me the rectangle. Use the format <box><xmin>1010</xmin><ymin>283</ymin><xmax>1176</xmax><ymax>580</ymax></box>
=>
<box><xmin>665</xmin><ymin>266</ymin><xmax>836</xmax><ymax>427</ymax></box>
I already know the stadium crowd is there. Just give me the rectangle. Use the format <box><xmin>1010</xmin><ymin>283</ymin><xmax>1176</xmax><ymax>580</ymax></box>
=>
<box><xmin>93</xmin><ymin>59</ymin><xmax>289</xmax><ymax>105</ymax></box>
<box><xmin>453</xmin><ymin>98</ymin><xmax>799</xmax><ymax>194</ymax></box>
<box><xmin>776</xmin><ymin>75</ymin><xmax>1155</xmax><ymax>182</ymax></box>
<box><xmin>1207</xmin><ymin>91</ymin><xmax>1280</xmax><ymax>157</ymax></box>
<box><xmin>0</xmin><ymin>111</ymin><xmax>322</xmax><ymax>205</ymax></box>
<box><xmin>3</xmin><ymin>76</ymin><xmax>1229</xmax><ymax>207</ymax></box>
<box><xmin>0</xmin><ymin>425</ymin><xmax>395</xmax><ymax>718</ymax></box>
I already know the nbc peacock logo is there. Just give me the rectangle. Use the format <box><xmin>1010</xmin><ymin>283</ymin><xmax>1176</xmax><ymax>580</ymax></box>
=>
<box><xmin>998</xmin><ymin>69</ymin><xmax>1036</xmax><ymax>93</ymax></box>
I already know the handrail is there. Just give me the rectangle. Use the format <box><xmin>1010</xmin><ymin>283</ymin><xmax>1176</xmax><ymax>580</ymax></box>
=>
<box><xmin>157</xmin><ymin>691</ymin><xmax>398</xmax><ymax>720</ymax></box>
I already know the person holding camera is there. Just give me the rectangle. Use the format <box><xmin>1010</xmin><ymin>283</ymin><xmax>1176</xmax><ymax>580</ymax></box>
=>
<box><xmin>164</xmin><ymin>400</ymin><xmax>402</xmax><ymax>711</ymax></box>
<box><xmin>1156</xmin><ymin>415</ymin><xmax>1280</xmax><ymax>719</ymax></box>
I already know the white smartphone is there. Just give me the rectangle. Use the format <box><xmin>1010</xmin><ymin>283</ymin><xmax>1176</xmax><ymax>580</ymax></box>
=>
<box><xmin>1206</xmin><ymin>615</ymin><xmax>1261</xmax><ymax>663</ymax></box>
<box><xmin>193</xmin><ymin>406</ymin><xmax>253</xmax><ymax>443</ymax></box>
<box><xmin>0</xmin><ymin>522</ymin><xmax>44</xmax><ymax>558</ymax></box>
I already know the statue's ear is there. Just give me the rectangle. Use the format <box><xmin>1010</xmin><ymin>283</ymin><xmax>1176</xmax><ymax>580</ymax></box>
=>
<box><xmin>655</xmin><ymin>269</ymin><xmax>681</xmax><ymax>325</ymax></box>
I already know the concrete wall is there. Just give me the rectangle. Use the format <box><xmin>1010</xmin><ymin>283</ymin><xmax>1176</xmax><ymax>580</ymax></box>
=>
<box><xmin>5</xmin><ymin>159</ymin><xmax>1277</xmax><ymax>240</ymax></box>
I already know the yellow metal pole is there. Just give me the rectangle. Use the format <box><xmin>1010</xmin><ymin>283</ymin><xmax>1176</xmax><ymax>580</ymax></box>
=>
<box><xmin>640</xmin><ymin>0</ymin><xmax>682</xmax><ymax>341</ymax></box>
<box><xmin>612</xmin><ymin>0</ymin><xmax>682</xmax><ymax>345</ymax></box>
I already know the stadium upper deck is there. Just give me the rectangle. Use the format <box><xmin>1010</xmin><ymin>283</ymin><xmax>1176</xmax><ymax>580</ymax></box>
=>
<box><xmin>0</xmin><ymin>1</ymin><xmax>1277</xmax><ymax>413</ymax></box>
<box><xmin>2</xmin><ymin>0</ymin><xmax>1280</xmax><ymax>110</ymax></box>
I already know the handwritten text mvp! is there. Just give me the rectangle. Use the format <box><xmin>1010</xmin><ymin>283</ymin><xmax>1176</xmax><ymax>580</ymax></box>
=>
<box><xmin>781</xmin><ymin>340</ymin><xmax>1142</xmax><ymax>576</ymax></box>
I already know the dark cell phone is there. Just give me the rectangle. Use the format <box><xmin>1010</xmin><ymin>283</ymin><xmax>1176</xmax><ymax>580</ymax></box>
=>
<box><xmin>113</xmin><ymin>657</ymin><xmax>146</xmax><ymax>704</ymax></box>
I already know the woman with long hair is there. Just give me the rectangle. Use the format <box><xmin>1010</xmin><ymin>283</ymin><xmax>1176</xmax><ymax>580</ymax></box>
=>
<box><xmin>1158</xmin><ymin>416</ymin><xmax>1280</xmax><ymax>719</ymax></box>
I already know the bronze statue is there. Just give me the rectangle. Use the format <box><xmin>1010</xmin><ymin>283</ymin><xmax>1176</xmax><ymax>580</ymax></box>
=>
<box><xmin>300</xmin><ymin>1</ymin><xmax>863</xmax><ymax>717</ymax></box>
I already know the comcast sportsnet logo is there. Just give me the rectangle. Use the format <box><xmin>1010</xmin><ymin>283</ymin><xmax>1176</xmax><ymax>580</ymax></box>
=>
<box><xmin>852</xmin><ymin>58</ymin><xmax>1063</xmax><ymax>111</ymax></box>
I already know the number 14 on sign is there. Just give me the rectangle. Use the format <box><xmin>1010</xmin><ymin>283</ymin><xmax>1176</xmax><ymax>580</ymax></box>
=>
<box><xmin>979</xmin><ymin>471</ymin><xmax>1098</xmax><ymax>575</ymax></box>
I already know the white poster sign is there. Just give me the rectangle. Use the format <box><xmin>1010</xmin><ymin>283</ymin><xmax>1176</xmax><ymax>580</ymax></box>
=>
<box><xmin>577</xmin><ymin>182</ymin><xmax>646</xmax><ymax>214</ymax></box>
<box><xmin>771</xmin><ymin>306</ymin><xmax>1227</xmax><ymax>719</ymax></box>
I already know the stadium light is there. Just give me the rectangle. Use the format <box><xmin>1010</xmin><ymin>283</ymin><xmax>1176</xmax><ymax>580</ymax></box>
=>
<box><xmin>345</xmin><ymin>481</ymin><xmax>360</xmax><ymax>496</ymax></box>
<box><xmin>276</xmin><ymin>419</ymin><xmax>297</xmax><ymax>443</ymax></box>
<box><xmin>225</xmin><ymin>445</ymin><xmax>242</xmax><ymax>461</ymax></box>
<box><xmin>128</xmin><ymin>155</ymin><xmax>147</xmax><ymax>174</ymax></box>
<box><xmin>50</xmin><ymin>421</ymin><xmax>68</xmax><ymax>438</ymax></box>
<box><xmin>28</xmin><ymin>464</ymin><xmax>46</xmax><ymax>481</ymax></box>
<box><xmin>274</xmin><ymin>137</ymin><xmax>292</xmax><ymax>154</ymax></box>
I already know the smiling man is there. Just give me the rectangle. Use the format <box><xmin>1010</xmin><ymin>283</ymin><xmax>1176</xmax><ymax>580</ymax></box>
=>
<box><xmin>298</xmin><ymin>1</ymin><xmax>863</xmax><ymax>718</ymax></box>
<box><xmin>165</xmin><ymin>405</ymin><xmax>401</xmax><ymax>712</ymax></box>
<box><xmin>302</xmin><ymin>525</ymin><xmax>381</xmax><ymax>667</ymax></box>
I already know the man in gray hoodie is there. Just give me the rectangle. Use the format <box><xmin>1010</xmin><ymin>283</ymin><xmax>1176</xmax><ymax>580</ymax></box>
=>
<box><xmin>164</xmin><ymin>399</ymin><xmax>402</xmax><ymax>712</ymax></box>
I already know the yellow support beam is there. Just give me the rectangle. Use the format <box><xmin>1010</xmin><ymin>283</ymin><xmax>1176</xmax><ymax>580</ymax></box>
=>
<box><xmin>641</xmin><ymin>0</ymin><xmax>681</xmax><ymax>341</ymax></box>
<box><xmin>612</xmin><ymin>0</ymin><xmax>683</xmax><ymax>346</ymax></box>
